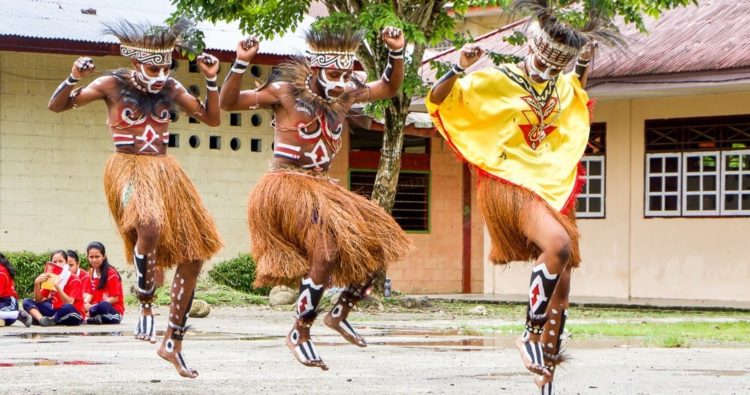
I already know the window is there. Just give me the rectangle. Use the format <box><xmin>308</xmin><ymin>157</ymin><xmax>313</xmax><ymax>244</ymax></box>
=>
<box><xmin>576</xmin><ymin>122</ymin><xmax>606</xmax><ymax>218</ymax></box>
<box><xmin>209</xmin><ymin>136</ymin><xmax>221</xmax><ymax>150</ymax></box>
<box><xmin>230</xmin><ymin>113</ymin><xmax>241</xmax><ymax>126</ymax></box>
<box><xmin>188</xmin><ymin>60</ymin><xmax>198</xmax><ymax>73</ymax></box>
<box><xmin>349</xmin><ymin>171</ymin><xmax>430</xmax><ymax>232</ymax></box>
<box><xmin>230</xmin><ymin>137</ymin><xmax>241</xmax><ymax>151</ymax></box>
<box><xmin>167</xmin><ymin>133</ymin><xmax>180</xmax><ymax>148</ymax></box>
<box><xmin>250</xmin><ymin>138</ymin><xmax>262</xmax><ymax>152</ymax></box>
<box><xmin>645</xmin><ymin>115</ymin><xmax>750</xmax><ymax>217</ymax></box>
<box><xmin>721</xmin><ymin>150</ymin><xmax>750</xmax><ymax>214</ymax></box>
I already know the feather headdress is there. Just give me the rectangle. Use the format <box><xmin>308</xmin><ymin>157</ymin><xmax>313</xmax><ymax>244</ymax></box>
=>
<box><xmin>103</xmin><ymin>19</ymin><xmax>195</xmax><ymax>66</ymax></box>
<box><xmin>305</xmin><ymin>26</ymin><xmax>364</xmax><ymax>70</ymax></box>
<box><xmin>277</xmin><ymin>57</ymin><xmax>366</xmax><ymax>115</ymax></box>
<box><xmin>513</xmin><ymin>0</ymin><xmax>626</xmax><ymax>67</ymax></box>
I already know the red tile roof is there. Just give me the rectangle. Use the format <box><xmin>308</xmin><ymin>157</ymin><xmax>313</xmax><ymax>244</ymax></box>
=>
<box><xmin>421</xmin><ymin>0</ymin><xmax>750</xmax><ymax>82</ymax></box>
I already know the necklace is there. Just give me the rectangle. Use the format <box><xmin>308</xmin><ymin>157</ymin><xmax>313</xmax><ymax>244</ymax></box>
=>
<box><xmin>129</xmin><ymin>71</ymin><xmax>149</xmax><ymax>93</ymax></box>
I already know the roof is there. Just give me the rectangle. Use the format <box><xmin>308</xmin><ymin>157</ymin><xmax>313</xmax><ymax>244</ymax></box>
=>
<box><xmin>0</xmin><ymin>0</ymin><xmax>314</xmax><ymax>61</ymax></box>
<box><xmin>421</xmin><ymin>0</ymin><xmax>750</xmax><ymax>81</ymax></box>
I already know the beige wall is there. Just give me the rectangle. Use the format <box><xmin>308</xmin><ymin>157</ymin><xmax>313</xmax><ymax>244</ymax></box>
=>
<box><xmin>387</xmin><ymin>138</ymin><xmax>465</xmax><ymax>293</ymax></box>
<box><xmin>485</xmin><ymin>91</ymin><xmax>750</xmax><ymax>303</ymax></box>
<box><xmin>0</xmin><ymin>51</ymin><xmax>273</xmax><ymax>274</ymax></box>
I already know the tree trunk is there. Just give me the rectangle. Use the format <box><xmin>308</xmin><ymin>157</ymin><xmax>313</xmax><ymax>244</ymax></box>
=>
<box><xmin>370</xmin><ymin>95</ymin><xmax>410</xmax><ymax>293</ymax></box>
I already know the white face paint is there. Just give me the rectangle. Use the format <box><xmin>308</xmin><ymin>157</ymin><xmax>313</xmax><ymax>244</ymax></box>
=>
<box><xmin>138</xmin><ymin>64</ymin><xmax>169</xmax><ymax>93</ymax></box>
<box><xmin>318</xmin><ymin>69</ymin><xmax>348</xmax><ymax>98</ymax></box>
<box><xmin>526</xmin><ymin>55</ymin><xmax>559</xmax><ymax>82</ymax></box>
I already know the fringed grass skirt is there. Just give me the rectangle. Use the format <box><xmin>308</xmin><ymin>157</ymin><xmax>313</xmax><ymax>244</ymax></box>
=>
<box><xmin>248</xmin><ymin>166</ymin><xmax>413</xmax><ymax>287</ymax></box>
<box><xmin>103</xmin><ymin>153</ymin><xmax>223</xmax><ymax>268</ymax></box>
<box><xmin>477</xmin><ymin>175</ymin><xmax>581</xmax><ymax>267</ymax></box>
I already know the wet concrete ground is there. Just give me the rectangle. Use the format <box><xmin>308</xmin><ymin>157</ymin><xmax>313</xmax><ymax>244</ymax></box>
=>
<box><xmin>1</xmin><ymin>306</ymin><xmax>748</xmax><ymax>394</ymax></box>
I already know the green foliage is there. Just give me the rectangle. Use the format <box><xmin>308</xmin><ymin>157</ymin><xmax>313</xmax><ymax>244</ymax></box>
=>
<box><xmin>1</xmin><ymin>251</ymin><xmax>48</xmax><ymax>299</ymax></box>
<box><xmin>171</xmin><ymin>0</ymin><xmax>310</xmax><ymax>40</ymax></box>
<box><xmin>125</xmin><ymin>278</ymin><xmax>268</xmax><ymax>307</ymax></box>
<box><xmin>207</xmin><ymin>253</ymin><xmax>270</xmax><ymax>296</ymax></box>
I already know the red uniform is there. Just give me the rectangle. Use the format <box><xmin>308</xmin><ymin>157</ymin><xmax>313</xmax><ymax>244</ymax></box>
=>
<box><xmin>74</xmin><ymin>268</ymin><xmax>92</xmax><ymax>296</ymax></box>
<box><xmin>90</xmin><ymin>267</ymin><xmax>125</xmax><ymax>315</ymax></box>
<box><xmin>42</xmin><ymin>275</ymin><xmax>86</xmax><ymax>319</ymax></box>
<box><xmin>0</xmin><ymin>265</ymin><xmax>18</xmax><ymax>299</ymax></box>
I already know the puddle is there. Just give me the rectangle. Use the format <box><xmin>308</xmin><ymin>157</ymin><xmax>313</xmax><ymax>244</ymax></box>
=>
<box><xmin>651</xmin><ymin>368</ymin><xmax>747</xmax><ymax>377</ymax></box>
<box><xmin>4</xmin><ymin>331</ymin><xmax>127</xmax><ymax>339</ymax></box>
<box><xmin>0</xmin><ymin>359</ymin><xmax>106</xmax><ymax>368</ymax></box>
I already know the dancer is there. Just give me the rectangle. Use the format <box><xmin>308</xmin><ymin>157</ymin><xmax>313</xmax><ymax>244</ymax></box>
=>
<box><xmin>220</xmin><ymin>26</ymin><xmax>411</xmax><ymax>369</ymax></box>
<box><xmin>426</xmin><ymin>0</ymin><xmax>623</xmax><ymax>392</ymax></box>
<box><xmin>47</xmin><ymin>19</ymin><xmax>223</xmax><ymax>377</ymax></box>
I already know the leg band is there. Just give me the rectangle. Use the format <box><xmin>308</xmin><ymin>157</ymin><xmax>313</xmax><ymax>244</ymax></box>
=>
<box><xmin>296</xmin><ymin>277</ymin><xmax>324</xmax><ymax>320</ymax></box>
<box><xmin>134</xmin><ymin>248</ymin><xmax>155</xmax><ymax>296</ymax></box>
<box><xmin>526</xmin><ymin>262</ymin><xmax>560</xmax><ymax>330</ymax></box>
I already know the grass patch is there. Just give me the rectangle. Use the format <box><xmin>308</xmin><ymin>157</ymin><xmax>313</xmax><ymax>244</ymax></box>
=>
<box><xmin>568</xmin><ymin>321</ymin><xmax>750</xmax><ymax>345</ymax></box>
<box><xmin>125</xmin><ymin>279</ymin><xmax>267</xmax><ymax>307</ymax></box>
<box><xmin>468</xmin><ymin>321</ymin><xmax>750</xmax><ymax>347</ymax></box>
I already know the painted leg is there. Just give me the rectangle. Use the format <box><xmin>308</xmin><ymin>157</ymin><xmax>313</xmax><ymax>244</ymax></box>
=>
<box><xmin>287</xmin><ymin>277</ymin><xmax>328</xmax><ymax>370</ymax></box>
<box><xmin>285</xmin><ymin>231</ymin><xmax>334</xmax><ymax>370</ymax></box>
<box><xmin>324</xmin><ymin>277</ymin><xmax>373</xmax><ymax>347</ymax></box>
<box><xmin>516</xmin><ymin>202</ymin><xmax>572</xmax><ymax>380</ymax></box>
<box><xmin>133</xmin><ymin>226</ymin><xmax>159</xmax><ymax>343</ymax></box>
<box><xmin>535</xmin><ymin>267</ymin><xmax>572</xmax><ymax>392</ymax></box>
<box><xmin>157</xmin><ymin>260</ymin><xmax>202</xmax><ymax>378</ymax></box>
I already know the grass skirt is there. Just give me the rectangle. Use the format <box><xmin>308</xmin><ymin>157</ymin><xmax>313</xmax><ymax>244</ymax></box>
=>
<box><xmin>103</xmin><ymin>153</ymin><xmax>223</xmax><ymax>268</ymax></box>
<box><xmin>477</xmin><ymin>175</ymin><xmax>581</xmax><ymax>267</ymax></box>
<box><xmin>248</xmin><ymin>166</ymin><xmax>413</xmax><ymax>287</ymax></box>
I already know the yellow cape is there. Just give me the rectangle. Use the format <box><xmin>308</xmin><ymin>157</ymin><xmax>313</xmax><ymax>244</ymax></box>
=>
<box><xmin>426</xmin><ymin>64</ymin><xmax>590</xmax><ymax>212</ymax></box>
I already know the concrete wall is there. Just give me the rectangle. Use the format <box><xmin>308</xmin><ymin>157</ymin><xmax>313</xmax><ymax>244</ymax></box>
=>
<box><xmin>0</xmin><ymin>51</ymin><xmax>273</xmax><ymax>273</ymax></box>
<box><xmin>485</xmin><ymin>91</ymin><xmax>750</xmax><ymax>303</ymax></box>
<box><xmin>387</xmin><ymin>138</ymin><xmax>465</xmax><ymax>293</ymax></box>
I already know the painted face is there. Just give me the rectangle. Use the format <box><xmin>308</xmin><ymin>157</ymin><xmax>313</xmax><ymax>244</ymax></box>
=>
<box><xmin>137</xmin><ymin>63</ymin><xmax>171</xmax><ymax>93</ymax></box>
<box><xmin>526</xmin><ymin>54</ymin><xmax>562</xmax><ymax>82</ymax></box>
<box><xmin>87</xmin><ymin>248</ymin><xmax>104</xmax><ymax>270</ymax></box>
<box><xmin>316</xmin><ymin>68</ymin><xmax>352</xmax><ymax>98</ymax></box>
<box><xmin>66</xmin><ymin>257</ymin><xmax>80</xmax><ymax>274</ymax></box>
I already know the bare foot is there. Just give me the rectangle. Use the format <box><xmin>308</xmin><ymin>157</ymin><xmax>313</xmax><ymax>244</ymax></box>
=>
<box><xmin>324</xmin><ymin>310</ymin><xmax>367</xmax><ymax>347</ymax></box>
<box><xmin>286</xmin><ymin>327</ymin><xmax>328</xmax><ymax>370</ymax></box>
<box><xmin>516</xmin><ymin>336</ymin><xmax>552</xmax><ymax>377</ymax></box>
<box><xmin>157</xmin><ymin>339</ymin><xmax>198</xmax><ymax>378</ymax></box>
<box><xmin>536</xmin><ymin>375</ymin><xmax>554</xmax><ymax>394</ymax></box>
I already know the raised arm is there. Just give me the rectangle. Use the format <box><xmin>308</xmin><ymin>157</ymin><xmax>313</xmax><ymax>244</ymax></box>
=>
<box><xmin>575</xmin><ymin>42</ymin><xmax>597</xmax><ymax>88</ymax></box>
<box><xmin>351</xmin><ymin>27</ymin><xmax>406</xmax><ymax>103</ymax></box>
<box><xmin>48</xmin><ymin>57</ymin><xmax>108</xmax><ymax>112</ymax></box>
<box><xmin>428</xmin><ymin>44</ymin><xmax>484</xmax><ymax>105</ymax></box>
<box><xmin>220</xmin><ymin>38</ymin><xmax>281</xmax><ymax>111</ymax></box>
<box><xmin>173</xmin><ymin>53</ymin><xmax>221</xmax><ymax>127</ymax></box>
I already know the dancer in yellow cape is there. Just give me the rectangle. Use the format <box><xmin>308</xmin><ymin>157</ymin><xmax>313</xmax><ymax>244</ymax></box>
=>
<box><xmin>426</xmin><ymin>0</ymin><xmax>624</xmax><ymax>392</ymax></box>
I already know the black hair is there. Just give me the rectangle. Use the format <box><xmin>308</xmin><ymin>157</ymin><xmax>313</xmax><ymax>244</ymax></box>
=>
<box><xmin>66</xmin><ymin>250</ymin><xmax>80</xmax><ymax>263</ymax></box>
<box><xmin>86</xmin><ymin>242</ymin><xmax>115</xmax><ymax>290</ymax></box>
<box><xmin>50</xmin><ymin>250</ymin><xmax>68</xmax><ymax>261</ymax></box>
<box><xmin>0</xmin><ymin>253</ymin><xmax>16</xmax><ymax>280</ymax></box>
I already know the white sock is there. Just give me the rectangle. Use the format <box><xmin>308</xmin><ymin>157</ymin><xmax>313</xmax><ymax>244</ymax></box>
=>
<box><xmin>0</xmin><ymin>311</ymin><xmax>20</xmax><ymax>320</ymax></box>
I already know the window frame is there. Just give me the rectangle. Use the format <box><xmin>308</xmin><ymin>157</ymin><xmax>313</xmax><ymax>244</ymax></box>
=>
<box><xmin>348</xmin><ymin>169</ymin><xmax>432</xmax><ymax>234</ymax></box>
<box><xmin>681</xmin><ymin>151</ymin><xmax>720</xmax><ymax>216</ymax></box>
<box><xmin>645</xmin><ymin>152</ymin><xmax>682</xmax><ymax>217</ymax></box>
<box><xmin>720</xmin><ymin>150</ymin><xmax>750</xmax><ymax>215</ymax></box>
<box><xmin>577</xmin><ymin>155</ymin><xmax>606</xmax><ymax>219</ymax></box>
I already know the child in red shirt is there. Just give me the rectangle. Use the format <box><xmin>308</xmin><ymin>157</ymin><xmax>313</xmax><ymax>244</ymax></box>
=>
<box><xmin>22</xmin><ymin>250</ymin><xmax>85</xmax><ymax>326</ymax></box>
<box><xmin>84</xmin><ymin>242</ymin><xmax>124</xmax><ymax>325</ymax></box>
<box><xmin>67</xmin><ymin>250</ymin><xmax>92</xmax><ymax>298</ymax></box>
<box><xmin>0</xmin><ymin>253</ymin><xmax>33</xmax><ymax>327</ymax></box>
